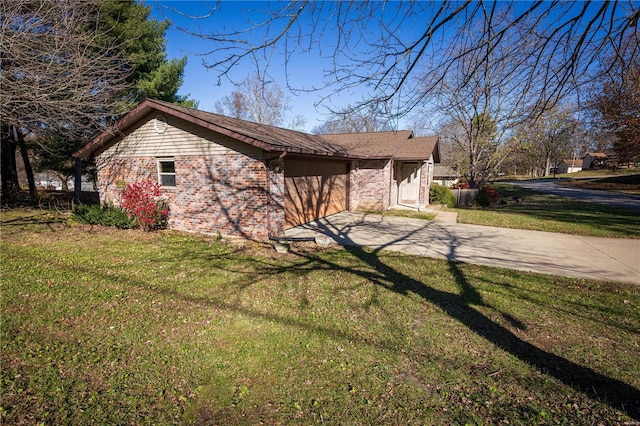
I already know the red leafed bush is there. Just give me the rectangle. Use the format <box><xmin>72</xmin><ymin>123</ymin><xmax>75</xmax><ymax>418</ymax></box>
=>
<box><xmin>121</xmin><ymin>179</ymin><xmax>169</xmax><ymax>231</ymax></box>
<box><xmin>476</xmin><ymin>185</ymin><xmax>500</xmax><ymax>206</ymax></box>
<box><xmin>483</xmin><ymin>186</ymin><xmax>500</xmax><ymax>204</ymax></box>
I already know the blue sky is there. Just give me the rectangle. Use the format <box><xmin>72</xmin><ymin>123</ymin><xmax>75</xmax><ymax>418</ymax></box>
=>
<box><xmin>151</xmin><ymin>1</ymin><xmax>360</xmax><ymax>132</ymax></box>
<box><xmin>149</xmin><ymin>1</ymin><xmax>636</xmax><ymax>133</ymax></box>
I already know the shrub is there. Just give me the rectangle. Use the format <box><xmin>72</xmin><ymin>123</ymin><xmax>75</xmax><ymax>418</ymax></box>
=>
<box><xmin>475</xmin><ymin>185</ymin><xmax>500</xmax><ymax>207</ymax></box>
<box><xmin>121</xmin><ymin>179</ymin><xmax>169</xmax><ymax>231</ymax></box>
<box><xmin>72</xmin><ymin>203</ymin><xmax>135</xmax><ymax>229</ymax></box>
<box><xmin>429</xmin><ymin>184</ymin><xmax>456</xmax><ymax>208</ymax></box>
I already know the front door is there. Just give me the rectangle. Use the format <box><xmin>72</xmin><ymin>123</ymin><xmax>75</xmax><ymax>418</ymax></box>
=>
<box><xmin>399</xmin><ymin>162</ymin><xmax>421</xmax><ymax>206</ymax></box>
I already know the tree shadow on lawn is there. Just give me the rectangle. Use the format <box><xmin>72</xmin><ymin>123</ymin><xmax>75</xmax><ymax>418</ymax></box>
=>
<box><xmin>283</xmin><ymin>217</ymin><xmax>640</xmax><ymax>420</ymax></box>
<box><xmin>167</xmin><ymin>219</ymin><xmax>640</xmax><ymax>420</ymax></box>
<box><xmin>340</xmin><ymin>246</ymin><xmax>640</xmax><ymax>420</ymax></box>
<box><xmin>61</xmin><ymin>220</ymin><xmax>640</xmax><ymax>420</ymax></box>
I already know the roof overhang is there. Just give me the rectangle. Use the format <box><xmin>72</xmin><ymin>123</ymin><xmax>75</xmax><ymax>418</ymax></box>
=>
<box><xmin>74</xmin><ymin>99</ymin><xmax>441</xmax><ymax>163</ymax></box>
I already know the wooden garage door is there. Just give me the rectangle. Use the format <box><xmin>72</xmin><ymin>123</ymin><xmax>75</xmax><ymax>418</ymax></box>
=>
<box><xmin>285</xmin><ymin>159</ymin><xmax>348</xmax><ymax>228</ymax></box>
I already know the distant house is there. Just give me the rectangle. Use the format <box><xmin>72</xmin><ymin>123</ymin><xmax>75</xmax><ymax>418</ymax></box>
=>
<box><xmin>432</xmin><ymin>164</ymin><xmax>459</xmax><ymax>187</ymax></box>
<box><xmin>582</xmin><ymin>152</ymin><xmax>608</xmax><ymax>169</ymax></box>
<box><xmin>556</xmin><ymin>159</ymin><xmax>582</xmax><ymax>174</ymax></box>
<box><xmin>74</xmin><ymin>99</ymin><xmax>440</xmax><ymax>239</ymax></box>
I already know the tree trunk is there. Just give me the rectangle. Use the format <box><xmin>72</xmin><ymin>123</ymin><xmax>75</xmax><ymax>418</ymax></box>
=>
<box><xmin>74</xmin><ymin>158</ymin><xmax>82</xmax><ymax>201</ymax></box>
<box><xmin>16</xmin><ymin>128</ymin><xmax>37</xmax><ymax>202</ymax></box>
<box><xmin>1</xmin><ymin>125</ymin><xmax>20</xmax><ymax>198</ymax></box>
<box><xmin>544</xmin><ymin>156</ymin><xmax>552</xmax><ymax>177</ymax></box>
<box><xmin>74</xmin><ymin>139</ymin><xmax>82</xmax><ymax>201</ymax></box>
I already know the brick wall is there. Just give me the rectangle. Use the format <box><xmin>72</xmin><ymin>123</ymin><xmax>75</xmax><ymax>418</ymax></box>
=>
<box><xmin>349</xmin><ymin>159</ymin><xmax>392</xmax><ymax>211</ymax></box>
<box><xmin>96</xmin><ymin>153</ymin><xmax>280</xmax><ymax>239</ymax></box>
<box><xmin>266</xmin><ymin>159</ymin><xmax>285</xmax><ymax>236</ymax></box>
<box><xmin>419</xmin><ymin>161</ymin><xmax>431</xmax><ymax>207</ymax></box>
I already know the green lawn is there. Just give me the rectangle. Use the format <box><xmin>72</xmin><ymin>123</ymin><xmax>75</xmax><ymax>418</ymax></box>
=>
<box><xmin>455</xmin><ymin>184</ymin><xmax>640</xmax><ymax>238</ymax></box>
<box><xmin>2</xmin><ymin>210</ymin><xmax>639</xmax><ymax>424</ymax></box>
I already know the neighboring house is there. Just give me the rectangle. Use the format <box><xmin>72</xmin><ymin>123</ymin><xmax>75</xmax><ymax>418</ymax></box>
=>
<box><xmin>34</xmin><ymin>172</ymin><xmax>63</xmax><ymax>190</ymax></box>
<box><xmin>74</xmin><ymin>99</ymin><xmax>440</xmax><ymax>239</ymax></box>
<box><xmin>432</xmin><ymin>164</ymin><xmax>459</xmax><ymax>187</ymax></box>
<box><xmin>556</xmin><ymin>159</ymin><xmax>582</xmax><ymax>174</ymax></box>
<box><xmin>582</xmin><ymin>152</ymin><xmax>608</xmax><ymax>169</ymax></box>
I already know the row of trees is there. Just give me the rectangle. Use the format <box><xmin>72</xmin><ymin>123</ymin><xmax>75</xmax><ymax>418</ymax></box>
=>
<box><xmin>0</xmin><ymin>0</ymin><xmax>195</xmax><ymax>200</ymax></box>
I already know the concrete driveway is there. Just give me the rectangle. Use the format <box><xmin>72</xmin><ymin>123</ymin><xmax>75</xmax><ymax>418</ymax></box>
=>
<box><xmin>285</xmin><ymin>211</ymin><xmax>640</xmax><ymax>285</ymax></box>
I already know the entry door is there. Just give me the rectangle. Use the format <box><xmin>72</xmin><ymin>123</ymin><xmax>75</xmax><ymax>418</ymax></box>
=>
<box><xmin>399</xmin><ymin>162</ymin><xmax>421</xmax><ymax>205</ymax></box>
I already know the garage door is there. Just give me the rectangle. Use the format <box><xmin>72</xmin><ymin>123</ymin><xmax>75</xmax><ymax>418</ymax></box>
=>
<box><xmin>285</xmin><ymin>159</ymin><xmax>348</xmax><ymax>228</ymax></box>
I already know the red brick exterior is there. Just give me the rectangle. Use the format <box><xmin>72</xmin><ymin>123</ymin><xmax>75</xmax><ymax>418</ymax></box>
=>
<box><xmin>419</xmin><ymin>162</ymin><xmax>431</xmax><ymax>207</ymax></box>
<box><xmin>96</xmin><ymin>154</ymin><xmax>282</xmax><ymax>239</ymax></box>
<box><xmin>349</xmin><ymin>159</ymin><xmax>392</xmax><ymax>210</ymax></box>
<box><xmin>349</xmin><ymin>159</ymin><xmax>432</xmax><ymax>211</ymax></box>
<box><xmin>96</xmin><ymin>154</ymin><xmax>432</xmax><ymax>239</ymax></box>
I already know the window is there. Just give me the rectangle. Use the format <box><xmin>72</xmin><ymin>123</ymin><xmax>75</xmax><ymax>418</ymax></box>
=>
<box><xmin>157</xmin><ymin>158</ymin><xmax>176</xmax><ymax>187</ymax></box>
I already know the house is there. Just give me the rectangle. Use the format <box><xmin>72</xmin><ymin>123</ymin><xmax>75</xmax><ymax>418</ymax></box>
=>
<box><xmin>74</xmin><ymin>99</ymin><xmax>440</xmax><ymax>239</ymax></box>
<box><xmin>556</xmin><ymin>159</ymin><xmax>582</xmax><ymax>174</ymax></box>
<box><xmin>582</xmin><ymin>152</ymin><xmax>608</xmax><ymax>169</ymax></box>
<box><xmin>432</xmin><ymin>164</ymin><xmax>459</xmax><ymax>187</ymax></box>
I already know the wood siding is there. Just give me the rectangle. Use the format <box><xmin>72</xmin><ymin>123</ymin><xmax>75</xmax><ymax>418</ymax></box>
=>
<box><xmin>98</xmin><ymin>113</ymin><xmax>262</xmax><ymax>160</ymax></box>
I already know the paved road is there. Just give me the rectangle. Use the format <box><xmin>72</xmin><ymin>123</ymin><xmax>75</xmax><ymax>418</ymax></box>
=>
<box><xmin>509</xmin><ymin>180</ymin><xmax>640</xmax><ymax>210</ymax></box>
<box><xmin>286</xmin><ymin>212</ymin><xmax>640</xmax><ymax>285</ymax></box>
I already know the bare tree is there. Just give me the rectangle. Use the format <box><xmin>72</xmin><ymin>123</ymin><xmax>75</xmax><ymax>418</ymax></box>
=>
<box><xmin>511</xmin><ymin>106</ymin><xmax>578</xmax><ymax>177</ymax></box>
<box><xmin>213</xmin><ymin>73</ymin><xmax>305</xmax><ymax>130</ymax></box>
<box><xmin>311</xmin><ymin>105</ymin><xmax>394</xmax><ymax>134</ymax></box>
<box><xmin>0</xmin><ymin>0</ymin><xmax>131</xmax><ymax>199</ymax></box>
<box><xmin>417</xmin><ymin>11</ymin><xmax>550</xmax><ymax>187</ymax></box>
<box><xmin>174</xmin><ymin>1</ymin><xmax>638</xmax><ymax>120</ymax></box>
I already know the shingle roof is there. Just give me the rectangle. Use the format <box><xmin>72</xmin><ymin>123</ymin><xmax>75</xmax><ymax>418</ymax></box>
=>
<box><xmin>584</xmin><ymin>152</ymin><xmax>608</xmax><ymax>158</ymax></box>
<box><xmin>395</xmin><ymin>136</ymin><xmax>440</xmax><ymax>162</ymax></box>
<box><xmin>322</xmin><ymin>132</ymin><xmax>439</xmax><ymax>161</ymax></box>
<box><xmin>320</xmin><ymin>131</ymin><xmax>414</xmax><ymax>158</ymax></box>
<box><xmin>74</xmin><ymin>99</ymin><xmax>439</xmax><ymax>162</ymax></box>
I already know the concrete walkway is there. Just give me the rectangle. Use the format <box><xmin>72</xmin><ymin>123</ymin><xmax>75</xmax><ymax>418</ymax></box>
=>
<box><xmin>285</xmin><ymin>211</ymin><xmax>640</xmax><ymax>285</ymax></box>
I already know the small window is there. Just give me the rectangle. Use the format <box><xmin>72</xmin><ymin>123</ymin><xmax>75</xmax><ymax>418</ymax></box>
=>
<box><xmin>158</xmin><ymin>158</ymin><xmax>176</xmax><ymax>187</ymax></box>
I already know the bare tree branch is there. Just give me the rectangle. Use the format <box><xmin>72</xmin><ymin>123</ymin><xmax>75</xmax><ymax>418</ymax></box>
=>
<box><xmin>177</xmin><ymin>1</ymin><xmax>637</xmax><ymax>120</ymax></box>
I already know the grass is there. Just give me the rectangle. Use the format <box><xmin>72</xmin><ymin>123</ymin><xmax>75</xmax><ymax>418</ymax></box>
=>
<box><xmin>549</xmin><ymin>168</ymin><xmax>640</xmax><ymax>179</ymax></box>
<box><xmin>361</xmin><ymin>209</ymin><xmax>437</xmax><ymax>221</ymax></box>
<box><xmin>2</xmin><ymin>210</ymin><xmax>639</xmax><ymax>424</ymax></box>
<box><xmin>501</xmin><ymin>168</ymin><xmax>640</xmax><ymax>181</ymax></box>
<box><xmin>455</xmin><ymin>184</ymin><xmax>640</xmax><ymax>238</ymax></box>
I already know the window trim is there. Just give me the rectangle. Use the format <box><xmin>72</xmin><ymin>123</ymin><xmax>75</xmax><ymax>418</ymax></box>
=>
<box><xmin>157</xmin><ymin>157</ymin><xmax>176</xmax><ymax>188</ymax></box>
